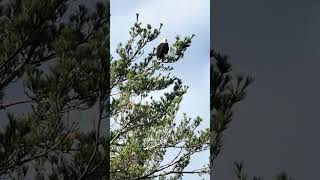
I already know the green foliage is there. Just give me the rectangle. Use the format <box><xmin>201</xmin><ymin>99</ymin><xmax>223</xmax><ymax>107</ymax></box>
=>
<box><xmin>0</xmin><ymin>0</ymin><xmax>109</xmax><ymax>179</ymax></box>
<box><xmin>110</xmin><ymin>14</ymin><xmax>209</xmax><ymax>179</ymax></box>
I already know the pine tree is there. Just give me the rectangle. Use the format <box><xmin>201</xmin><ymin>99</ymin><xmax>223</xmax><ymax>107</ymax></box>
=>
<box><xmin>0</xmin><ymin>0</ymin><xmax>109</xmax><ymax>179</ymax></box>
<box><xmin>211</xmin><ymin>50</ymin><xmax>293</xmax><ymax>180</ymax></box>
<box><xmin>210</xmin><ymin>49</ymin><xmax>253</xmax><ymax>167</ymax></box>
<box><xmin>110</xmin><ymin>14</ymin><xmax>209</xmax><ymax>179</ymax></box>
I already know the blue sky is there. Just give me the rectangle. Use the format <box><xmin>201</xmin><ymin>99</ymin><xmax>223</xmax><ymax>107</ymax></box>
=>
<box><xmin>111</xmin><ymin>1</ymin><xmax>210</xmax><ymax>179</ymax></box>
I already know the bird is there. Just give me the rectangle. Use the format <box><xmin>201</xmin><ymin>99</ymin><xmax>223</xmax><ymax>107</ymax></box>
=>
<box><xmin>156</xmin><ymin>38</ymin><xmax>169</xmax><ymax>60</ymax></box>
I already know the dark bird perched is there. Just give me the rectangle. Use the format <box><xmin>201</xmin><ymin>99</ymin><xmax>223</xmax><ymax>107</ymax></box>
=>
<box><xmin>156</xmin><ymin>38</ymin><xmax>169</xmax><ymax>60</ymax></box>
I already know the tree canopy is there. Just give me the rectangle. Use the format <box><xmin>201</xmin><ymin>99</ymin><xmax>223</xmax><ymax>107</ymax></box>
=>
<box><xmin>210</xmin><ymin>49</ymin><xmax>253</xmax><ymax>168</ymax></box>
<box><xmin>110</xmin><ymin>14</ymin><xmax>209</xmax><ymax>179</ymax></box>
<box><xmin>0</xmin><ymin>0</ymin><xmax>109</xmax><ymax>179</ymax></box>
<box><xmin>211</xmin><ymin>50</ymin><xmax>294</xmax><ymax>180</ymax></box>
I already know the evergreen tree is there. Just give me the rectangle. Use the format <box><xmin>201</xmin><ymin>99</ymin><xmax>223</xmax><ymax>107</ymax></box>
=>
<box><xmin>0</xmin><ymin>0</ymin><xmax>109</xmax><ymax>179</ymax></box>
<box><xmin>210</xmin><ymin>49</ymin><xmax>253</xmax><ymax>168</ymax></box>
<box><xmin>110</xmin><ymin>14</ymin><xmax>209</xmax><ymax>179</ymax></box>
<box><xmin>211</xmin><ymin>50</ymin><xmax>293</xmax><ymax>180</ymax></box>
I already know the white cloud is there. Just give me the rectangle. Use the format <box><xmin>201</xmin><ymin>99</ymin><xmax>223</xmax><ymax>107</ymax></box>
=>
<box><xmin>135</xmin><ymin>0</ymin><xmax>210</xmax><ymax>31</ymax></box>
<box><xmin>110</xmin><ymin>0</ymin><xmax>210</xmax><ymax>41</ymax></box>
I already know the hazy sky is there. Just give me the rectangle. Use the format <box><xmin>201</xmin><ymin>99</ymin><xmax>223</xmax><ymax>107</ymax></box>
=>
<box><xmin>111</xmin><ymin>0</ymin><xmax>210</xmax><ymax>179</ymax></box>
<box><xmin>212</xmin><ymin>0</ymin><xmax>320</xmax><ymax>179</ymax></box>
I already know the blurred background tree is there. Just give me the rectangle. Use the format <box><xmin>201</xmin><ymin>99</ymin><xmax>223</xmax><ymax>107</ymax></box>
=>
<box><xmin>0</xmin><ymin>0</ymin><xmax>109</xmax><ymax>179</ymax></box>
<box><xmin>211</xmin><ymin>50</ymin><xmax>294</xmax><ymax>180</ymax></box>
<box><xmin>210</xmin><ymin>49</ymin><xmax>253</xmax><ymax>169</ymax></box>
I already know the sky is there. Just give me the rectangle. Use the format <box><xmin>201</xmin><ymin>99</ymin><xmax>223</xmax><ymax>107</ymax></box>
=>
<box><xmin>111</xmin><ymin>0</ymin><xmax>210</xmax><ymax>179</ymax></box>
<box><xmin>212</xmin><ymin>0</ymin><xmax>320</xmax><ymax>179</ymax></box>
